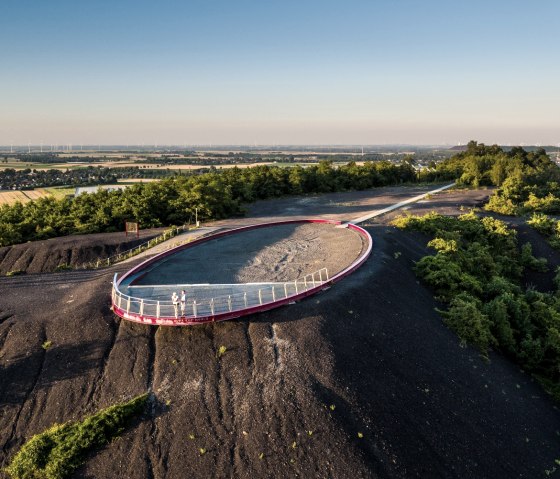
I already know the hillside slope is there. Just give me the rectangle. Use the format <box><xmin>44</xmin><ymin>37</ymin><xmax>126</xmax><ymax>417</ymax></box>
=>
<box><xmin>1</xmin><ymin>187</ymin><xmax>558</xmax><ymax>478</ymax></box>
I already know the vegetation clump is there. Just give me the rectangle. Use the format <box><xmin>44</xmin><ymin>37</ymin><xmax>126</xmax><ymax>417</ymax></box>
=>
<box><xmin>417</xmin><ymin>141</ymin><xmax>559</xmax><ymax>217</ymax></box>
<box><xmin>528</xmin><ymin>213</ymin><xmax>560</xmax><ymax>250</ymax></box>
<box><xmin>216</xmin><ymin>345</ymin><xmax>227</xmax><ymax>358</ymax></box>
<box><xmin>5</xmin><ymin>393</ymin><xmax>148</xmax><ymax>479</ymax></box>
<box><xmin>5</xmin><ymin>270</ymin><xmax>25</xmax><ymax>277</ymax></box>
<box><xmin>393</xmin><ymin>212</ymin><xmax>560</xmax><ymax>399</ymax></box>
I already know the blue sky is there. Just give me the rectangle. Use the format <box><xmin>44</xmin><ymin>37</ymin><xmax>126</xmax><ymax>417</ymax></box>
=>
<box><xmin>1</xmin><ymin>0</ymin><xmax>559</xmax><ymax>145</ymax></box>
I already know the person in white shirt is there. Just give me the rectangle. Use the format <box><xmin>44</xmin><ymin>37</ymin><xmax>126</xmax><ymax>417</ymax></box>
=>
<box><xmin>180</xmin><ymin>290</ymin><xmax>187</xmax><ymax>317</ymax></box>
<box><xmin>171</xmin><ymin>292</ymin><xmax>179</xmax><ymax>318</ymax></box>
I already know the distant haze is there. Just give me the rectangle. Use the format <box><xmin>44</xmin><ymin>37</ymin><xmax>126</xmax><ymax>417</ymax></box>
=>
<box><xmin>1</xmin><ymin>0</ymin><xmax>559</xmax><ymax>145</ymax></box>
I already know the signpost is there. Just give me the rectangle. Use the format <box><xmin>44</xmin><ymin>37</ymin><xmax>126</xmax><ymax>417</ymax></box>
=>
<box><xmin>125</xmin><ymin>221</ymin><xmax>139</xmax><ymax>238</ymax></box>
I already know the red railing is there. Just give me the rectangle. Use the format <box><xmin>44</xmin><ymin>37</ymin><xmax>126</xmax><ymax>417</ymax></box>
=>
<box><xmin>111</xmin><ymin>219</ymin><xmax>372</xmax><ymax>326</ymax></box>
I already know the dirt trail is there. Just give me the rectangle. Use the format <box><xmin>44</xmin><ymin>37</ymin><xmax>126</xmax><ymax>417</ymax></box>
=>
<box><xmin>1</xmin><ymin>186</ymin><xmax>559</xmax><ymax>478</ymax></box>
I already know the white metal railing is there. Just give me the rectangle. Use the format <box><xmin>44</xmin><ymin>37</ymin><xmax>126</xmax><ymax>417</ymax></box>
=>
<box><xmin>77</xmin><ymin>224</ymin><xmax>196</xmax><ymax>270</ymax></box>
<box><xmin>111</xmin><ymin>268</ymin><xmax>329</xmax><ymax>320</ymax></box>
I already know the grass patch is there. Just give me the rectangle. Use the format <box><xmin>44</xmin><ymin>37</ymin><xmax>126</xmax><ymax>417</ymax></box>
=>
<box><xmin>54</xmin><ymin>263</ymin><xmax>72</xmax><ymax>272</ymax></box>
<box><xmin>6</xmin><ymin>270</ymin><xmax>25</xmax><ymax>277</ymax></box>
<box><xmin>5</xmin><ymin>393</ymin><xmax>149</xmax><ymax>479</ymax></box>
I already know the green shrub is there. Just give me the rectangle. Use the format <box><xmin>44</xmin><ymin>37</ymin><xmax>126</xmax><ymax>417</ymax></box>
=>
<box><xmin>54</xmin><ymin>263</ymin><xmax>72</xmax><ymax>272</ymax></box>
<box><xmin>394</xmin><ymin>211</ymin><xmax>560</xmax><ymax>400</ymax></box>
<box><xmin>6</xmin><ymin>270</ymin><xmax>25</xmax><ymax>277</ymax></box>
<box><xmin>442</xmin><ymin>293</ymin><xmax>496</xmax><ymax>353</ymax></box>
<box><xmin>520</xmin><ymin>242</ymin><xmax>548</xmax><ymax>272</ymax></box>
<box><xmin>5</xmin><ymin>393</ymin><xmax>148</xmax><ymax>479</ymax></box>
<box><xmin>528</xmin><ymin>213</ymin><xmax>555</xmax><ymax>235</ymax></box>
<box><xmin>484</xmin><ymin>194</ymin><xmax>518</xmax><ymax>215</ymax></box>
<box><xmin>427</xmin><ymin>237</ymin><xmax>458</xmax><ymax>254</ymax></box>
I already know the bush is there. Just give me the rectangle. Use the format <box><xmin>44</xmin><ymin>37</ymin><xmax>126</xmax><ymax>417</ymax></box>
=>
<box><xmin>6</xmin><ymin>270</ymin><xmax>25</xmax><ymax>277</ymax></box>
<box><xmin>442</xmin><ymin>293</ymin><xmax>496</xmax><ymax>353</ymax></box>
<box><xmin>393</xmin><ymin>211</ymin><xmax>560</xmax><ymax>400</ymax></box>
<box><xmin>5</xmin><ymin>393</ymin><xmax>148</xmax><ymax>479</ymax></box>
<box><xmin>527</xmin><ymin>213</ymin><xmax>555</xmax><ymax>235</ymax></box>
<box><xmin>520</xmin><ymin>242</ymin><xmax>548</xmax><ymax>272</ymax></box>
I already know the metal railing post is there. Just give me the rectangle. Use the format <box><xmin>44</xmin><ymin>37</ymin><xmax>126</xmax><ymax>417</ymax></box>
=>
<box><xmin>228</xmin><ymin>295</ymin><xmax>232</xmax><ymax>312</ymax></box>
<box><xmin>244</xmin><ymin>292</ymin><xmax>248</xmax><ymax>307</ymax></box>
<box><xmin>118</xmin><ymin>294</ymin><xmax>122</xmax><ymax>309</ymax></box>
<box><xmin>272</xmin><ymin>286</ymin><xmax>276</xmax><ymax>301</ymax></box>
<box><xmin>140</xmin><ymin>300</ymin><xmax>144</xmax><ymax>315</ymax></box>
<box><xmin>294</xmin><ymin>280</ymin><xmax>298</xmax><ymax>293</ymax></box>
<box><xmin>312</xmin><ymin>272</ymin><xmax>316</xmax><ymax>287</ymax></box>
<box><xmin>325</xmin><ymin>268</ymin><xmax>329</xmax><ymax>280</ymax></box>
<box><xmin>210</xmin><ymin>299</ymin><xmax>215</xmax><ymax>315</ymax></box>
<box><xmin>156</xmin><ymin>301</ymin><xmax>160</xmax><ymax>319</ymax></box>
<box><xmin>318</xmin><ymin>269</ymin><xmax>323</xmax><ymax>282</ymax></box>
<box><xmin>193</xmin><ymin>301</ymin><xmax>197</xmax><ymax>317</ymax></box>
<box><xmin>258</xmin><ymin>289</ymin><xmax>263</xmax><ymax>304</ymax></box>
<box><xmin>126</xmin><ymin>298</ymin><xmax>131</xmax><ymax>313</ymax></box>
<box><xmin>284</xmin><ymin>283</ymin><xmax>288</xmax><ymax>298</ymax></box>
<box><xmin>304</xmin><ymin>277</ymin><xmax>308</xmax><ymax>290</ymax></box>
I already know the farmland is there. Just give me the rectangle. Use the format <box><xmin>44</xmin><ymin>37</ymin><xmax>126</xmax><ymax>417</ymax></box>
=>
<box><xmin>0</xmin><ymin>188</ymin><xmax>51</xmax><ymax>205</ymax></box>
<box><xmin>0</xmin><ymin>187</ymin><xmax>74</xmax><ymax>206</ymax></box>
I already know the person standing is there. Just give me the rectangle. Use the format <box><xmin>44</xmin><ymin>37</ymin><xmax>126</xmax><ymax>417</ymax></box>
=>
<box><xmin>180</xmin><ymin>290</ymin><xmax>187</xmax><ymax>317</ymax></box>
<box><xmin>171</xmin><ymin>291</ymin><xmax>179</xmax><ymax>318</ymax></box>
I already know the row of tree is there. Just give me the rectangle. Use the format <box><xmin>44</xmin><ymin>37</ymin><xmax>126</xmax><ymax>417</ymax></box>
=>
<box><xmin>0</xmin><ymin>161</ymin><xmax>417</xmax><ymax>247</ymax></box>
<box><xmin>0</xmin><ymin>166</ymin><xmax>181</xmax><ymax>190</ymax></box>
<box><xmin>417</xmin><ymin>140</ymin><xmax>560</xmax><ymax>215</ymax></box>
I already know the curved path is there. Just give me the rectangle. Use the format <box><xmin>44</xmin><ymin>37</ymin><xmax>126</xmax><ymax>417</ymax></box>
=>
<box><xmin>111</xmin><ymin>183</ymin><xmax>454</xmax><ymax>326</ymax></box>
<box><xmin>112</xmin><ymin>220</ymin><xmax>371</xmax><ymax>325</ymax></box>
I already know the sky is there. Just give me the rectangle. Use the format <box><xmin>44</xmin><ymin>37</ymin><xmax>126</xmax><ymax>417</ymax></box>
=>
<box><xmin>1</xmin><ymin>0</ymin><xmax>559</xmax><ymax>146</ymax></box>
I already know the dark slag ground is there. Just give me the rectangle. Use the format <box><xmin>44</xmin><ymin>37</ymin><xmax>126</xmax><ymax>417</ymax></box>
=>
<box><xmin>1</xmin><ymin>186</ymin><xmax>559</xmax><ymax>479</ymax></box>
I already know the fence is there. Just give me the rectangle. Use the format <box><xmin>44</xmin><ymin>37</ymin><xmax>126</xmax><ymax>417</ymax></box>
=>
<box><xmin>75</xmin><ymin>224</ymin><xmax>194</xmax><ymax>270</ymax></box>
<box><xmin>112</xmin><ymin>267</ymin><xmax>328</xmax><ymax>321</ymax></box>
